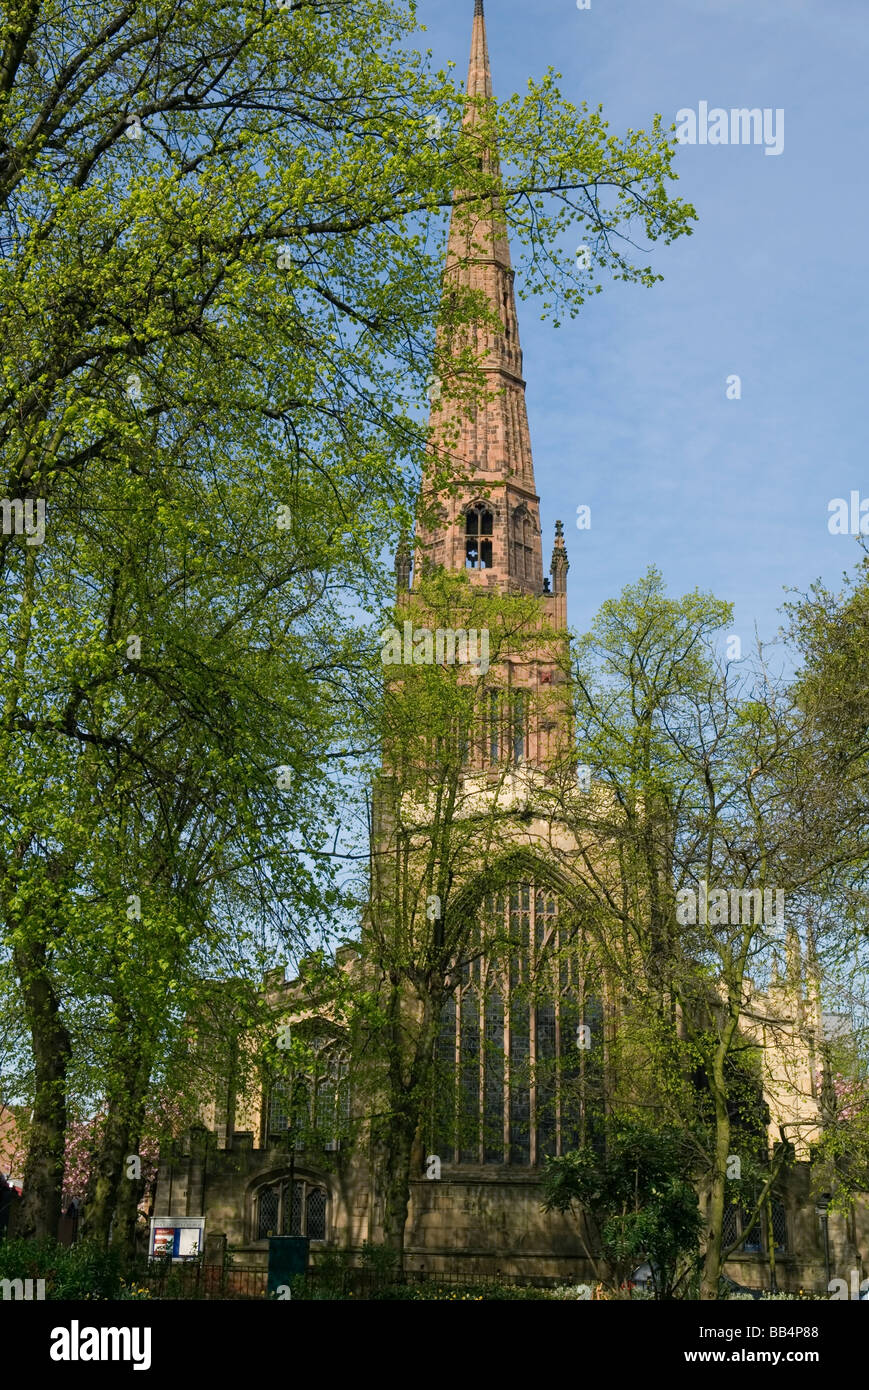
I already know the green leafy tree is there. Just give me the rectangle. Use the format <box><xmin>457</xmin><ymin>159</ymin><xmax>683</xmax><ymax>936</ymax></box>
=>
<box><xmin>542</xmin><ymin>1119</ymin><xmax>702</xmax><ymax>1299</ymax></box>
<box><xmin>0</xmin><ymin>0</ymin><xmax>693</xmax><ymax>1238</ymax></box>
<box><xmin>540</xmin><ymin>568</ymin><xmax>858</xmax><ymax>1297</ymax></box>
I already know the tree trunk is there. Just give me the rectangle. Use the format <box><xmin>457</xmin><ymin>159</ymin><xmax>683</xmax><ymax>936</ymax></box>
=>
<box><xmin>81</xmin><ymin>1099</ymin><xmax>129</xmax><ymax>1248</ymax></box>
<box><xmin>83</xmin><ymin>1027</ymin><xmax>151</xmax><ymax>1252</ymax></box>
<box><xmin>766</xmin><ymin>1193</ymin><xmax>777</xmax><ymax>1294</ymax></box>
<box><xmin>12</xmin><ymin>938</ymin><xmax>71</xmax><ymax>1240</ymax></box>
<box><xmin>110</xmin><ymin>1121</ymin><xmax>146</xmax><ymax>1266</ymax></box>
<box><xmin>380</xmin><ymin>1108</ymin><xmax>417</xmax><ymax>1272</ymax></box>
<box><xmin>700</xmin><ymin>1036</ymin><xmax>733</xmax><ymax>1299</ymax></box>
<box><xmin>376</xmin><ymin>991</ymin><xmax>439</xmax><ymax>1275</ymax></box>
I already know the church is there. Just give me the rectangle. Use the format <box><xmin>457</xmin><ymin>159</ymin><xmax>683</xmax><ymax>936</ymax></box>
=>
<box><xmin>153</xmin><ymin>2</ymin><xmax>868</xmax><ymax>1294</ymax></box>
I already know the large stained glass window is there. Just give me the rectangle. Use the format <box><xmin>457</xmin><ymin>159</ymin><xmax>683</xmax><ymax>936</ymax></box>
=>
<box><xmin>430</xmin><ymin>886</ymin><xmax>604</xmax><ymax>1167</ymax></box>
<box><xmin>459</xmin><ymin>987</ymin><xmax>481</xmax><ymax>1163</ymax></box>
<box><xmin>268</xmin><ymin>1081</ymin><xmax>290</xmax><ymax>1135</ymax></box>
<box><xmin>536</xmin><ymin>1002</ymin><xmax>557</xmax><ymax>1159</ymax></box>
<box><xmin>509</xmin><ymin>998</ymin><xmax>531</xmax><ymax>1165</ymax></box>
<box><xmin>483</xmin><ymin>989</ymin><xmax>505</xmax><ymax>1163</ymax></box>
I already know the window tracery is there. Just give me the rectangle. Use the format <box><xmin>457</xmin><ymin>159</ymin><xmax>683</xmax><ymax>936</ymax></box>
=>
<box><xmin>431</xmin><ymin>888</ymin><xmax>603</xmax><ymax>1166</ymax></box>
<box><xmin>255</xmin><ymin>1177</ymin><xmax>328</xmax><ymax>1241</ymax></box>
<box><xmin>266</xmin><ymin>1038</ymin><xmax>349</xmax><ymax>1150</ymax></box>
<box><xmin>465</xmin><ymin>506</ymin><xmax>493</xmax><ymax>569</ymax></box>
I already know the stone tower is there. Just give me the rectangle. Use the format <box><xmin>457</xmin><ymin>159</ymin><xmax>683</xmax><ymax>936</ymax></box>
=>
<box><xmin>411</xmin><ymin>0</ymin><xmax>568</xmax><ymax>634</ymax></box>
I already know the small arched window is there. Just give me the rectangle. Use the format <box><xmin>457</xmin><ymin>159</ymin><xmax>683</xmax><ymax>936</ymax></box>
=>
<box><xmin>465</xmin><ymin>507</ymin><xmax>493</xmax><ymax>569</ymax></box>
<box><xmin>256</xmin><ymin>1178</ymin><xmax>329</xmax><ymax>1241</ymax></box>
<box><xmin>741</xmin><ymin>1205</ymin><xmax>762</xmax><ymax>1253</ymax></box>
<box><xmin>307</xmin><ymin>1187</ymin><xmax>327</xmax><ymax>1241</ymax></box>
<box><xmin>722</xmin><ymin>1203</ymin><xmax>739</xmax><ymax>1248</ymax></box>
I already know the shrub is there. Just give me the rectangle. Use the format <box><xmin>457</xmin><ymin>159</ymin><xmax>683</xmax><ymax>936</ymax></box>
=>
<box><xmin>0</xmin><ymin>1238</ymin><xmax>150</xmax><ymax>1299</ymax></box>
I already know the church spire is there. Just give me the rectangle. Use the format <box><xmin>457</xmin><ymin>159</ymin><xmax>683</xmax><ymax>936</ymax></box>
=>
<box><xmin>468</xmin><ymin>1</ymin><xmax>493</xmax><ymax>105</ymax></box>
<box><xmin>414</xmin><ymin>0</ymin><xmax>544</xmax><ymax>596</ymax></box>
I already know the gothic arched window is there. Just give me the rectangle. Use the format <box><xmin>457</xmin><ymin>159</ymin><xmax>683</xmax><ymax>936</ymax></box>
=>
<box><xmin>255</xmin><ymin>1178</ymin><xmax>329</xmax><ymax>1241</ymax></box>
<box><xmin>483</xmin><ymin>987</ymin><xmax>505</xmax><ymax>1163</ymax></box>
<box><xmin>465</xmin><ymin>506</ymin><xmax>493</xmax><ymax>569</ymax></box>
<box><xmin>429</xmin><ymin>888</ymin><xmax>602</xmax><ymax>1168</ymax></box>
<box><xmin>459</xmin><ymin>987</ymin><xmax>480</xmax><ymax>1163</ymax></box>
<box><xmin>717</xmin><ymin>1197</ymin><xmax>786</xmax><ymax>1255</ymax></box>
<box><xmin>268</xmin><ymin>1079</ymin><xmax>309</xmax><ymax>1141</ymax></box>
<box><xmin>306</xmin><ymin>1187</ymin><xmax>327</xmax><ymax>1241</ymax></box>
<box><xmin>265</xmin><ymin>1038</ymin><xmax>349</xmax><ymax>1150</ymax></box>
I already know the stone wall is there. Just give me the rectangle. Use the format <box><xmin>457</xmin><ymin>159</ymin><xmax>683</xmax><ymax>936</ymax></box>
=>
<box><xmin>156</xmin><ymin>1127</ymin><xmax>869</xmax><ymax>1294</ymax></box>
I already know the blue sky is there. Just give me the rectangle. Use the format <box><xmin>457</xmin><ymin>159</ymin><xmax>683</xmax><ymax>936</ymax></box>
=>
<box><xmin>418</xmin><ymin>0</ymin><xmax>869</xmax><ymax>666</ymax></box>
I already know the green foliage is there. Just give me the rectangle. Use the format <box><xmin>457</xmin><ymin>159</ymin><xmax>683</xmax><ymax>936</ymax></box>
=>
<box><xmin>0</xmin><ymin>0</ymin><xmax>695</xmax><ymax>1240</ymax></box>
<box><xmin>365</xmin><ymin>1281</ymin><xmax>550</xmax><ymax>1301</ymax></box>
<box><xmin>542</xmin><ymin>1119</ymin><xmax>702</xmax><ymax>1298</ymax></box>
<box><xmin>786</xmin><ymin>561</ymin><xmax>869</xmax><ymax>755</ymax></box>
<box><xmin>543</xmin><ymin>563</ymin><xmax>865</xmax><ymax>1296</ymax></box>
<box><xmin>359</xmin><ymin>1240</ymin><xmax>401</xmax><ymax>1278</ymax></box>
<box><xmin>0</xmin><ymin>1237</ymin><xmax>150</xmax><ymax>1299</ymax></box>
<box><xmin>811</xmin><ymin>1069</ymin><xmax>869</xmax><ymax>1215</ymax></box>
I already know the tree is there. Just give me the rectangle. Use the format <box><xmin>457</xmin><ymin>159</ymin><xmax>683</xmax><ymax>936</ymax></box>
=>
<box><xmin>542</xmin><ymin>1118</ymin><xmax>702</xmax><ymax>1299</ymax></box>
<box><xmin>0</xmin><ymin>0</ymin><xmax>694</xmax><ymax>1238</ymax></box>
<box><xmin>541</xmin><ymin>567</ymin><xmax>857</xmax><ymax>1297</ymax></box>
<box><xmin>780</xmin><ymin>563</ymin><xmax>869</xmax><ymax>1221</ymax></box>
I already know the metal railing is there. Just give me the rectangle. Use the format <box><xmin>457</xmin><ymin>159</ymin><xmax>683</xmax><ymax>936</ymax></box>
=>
<box><xmin>134</xmin><ymin>1257</ymin><xmax>268</xmax><ymax>1300</ymax></box>
<box><xmin>296</xmin><ymin>1265</ymin><xmax>563</xmax><ymax>1298</ymax></box>
<box><xmin>130</xmin><ymin>1255</ymin><xmax>565</xmax><ymax>1300</ymax></box>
